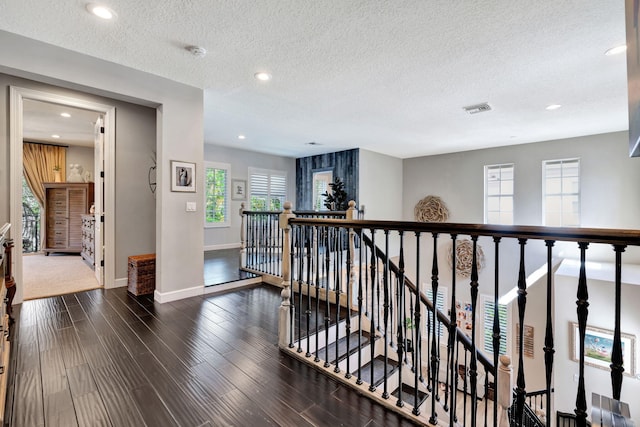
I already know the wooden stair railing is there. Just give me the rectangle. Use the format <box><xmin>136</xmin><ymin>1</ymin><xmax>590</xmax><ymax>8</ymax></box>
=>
<box><xmin>262</xmin><ymin>201</ymin><xmax>640</xmax><ymax>426</ymax></box>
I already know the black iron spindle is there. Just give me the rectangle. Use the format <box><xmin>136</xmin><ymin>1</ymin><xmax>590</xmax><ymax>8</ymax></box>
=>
<box><xmin>357</xmin><ymin>229</ymin><xmax>364</xmax><ymax>384</ymax></box>
<box><xmin>345</xmin><ymin>226</ymin><xmax>353</xmax><ymax>379</ymax></box>
<box><xmin>575</xmin><ymin>242</ymin><xmax>589</xmax><ymax>427</ymax></box>
<box><xmin>334</xmin><ymin>227</ymin><xmax>342</xmax><ymax>373</ymax></box>
<box><xmin>396</xmin><ymin>231</ymin><xmax>405</xmax><ymax>408</ymax></box>
<box><xmin>469</xmin><ymin>236</ymin><xmax>480</xmax><ymax>427</ymax></box>
<box><xmin>382</xmin><ymin>229</ymin><xmax>390</xmax><ymax>399</ymax></box>
<box><xmin>288</xmin><ymin>223</ymin><xmax>296</xmax><ymax>348</ymax></box>
<box><xmin>305</xmin><ymin>226</ymin><xmax>312</xmax><ymax>358</ymax></box>
<box><xmin>314</xmin><ymin>227</ymin><xmax>321</xmax><ymax>362</ymax></box>
<box><xmin>611</xmin><ymin>244</ymin><xmax>626</xmax><ymax>399</ymax></box>
<box><xmin>413</xmin><ymin>231</ymin><xmax>422</xmax><ymax>416</ymax></box>
<box><xmin>430</xmin><ymin>232</ymin><xmax>440</xmax><ymax>425</ymax></box>
<box><xmin>515</xmin><ymin>238</ymin><xmax>528</xmax><ymax>427</ymax></box>
<box><xmin>448</xmin><ymin>234</ymin><xmax>458</xmax><ymax>424</ymax></box>
<box><xmin>369</xmin><ymin>229</ymin><xmax>377</xmax><ymax>392</ymax></box>
<box><xmin>544</xmin><ymin>240</ymin><xmax>555</xmax><ymax>426</ymax></box>
<box><xmin>492</xmin><ymin>236</ymin><xmax>502</xmax><ymax>427</ymax></box>
<box><xmin>324</xmin><ymin>226</ymin><xmax>331</xmax><ymax>368</ymax></box>
<box><xmin>297</xmin><ymin>226</ymin><xmax>304</xmax><ymax>353</ymax></box>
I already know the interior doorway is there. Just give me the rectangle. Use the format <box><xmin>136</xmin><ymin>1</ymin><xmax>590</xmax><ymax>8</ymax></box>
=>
<box><xmin>9</xmin><ymin>86</ymin><xmax>116</xmax><ymax>304</ymax></box>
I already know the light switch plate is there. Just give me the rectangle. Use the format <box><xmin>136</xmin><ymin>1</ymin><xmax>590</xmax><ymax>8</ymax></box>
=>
<box><xmin>186</xmin><ymin>202</ymin><xmax>196</xmax><ymax>212</ymax></box>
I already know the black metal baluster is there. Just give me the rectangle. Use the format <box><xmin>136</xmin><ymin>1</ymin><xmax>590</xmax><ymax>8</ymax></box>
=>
<box><xmin>611</xmin><ymin>244</ymin><xmax>626</xmax><ymax>399</ymax></box>
<box><xmin>268</xmin><ymin>213</ymin><xmax>273</xmax><ymax>274</ymax></box>
<box><xmin>382</xmin><ymin>229</ymin><xmax>390</xmax><ymax>399</ymax></box>
<box><xmin>413</xmin><ymin>232</ymin><xmax>422</xmax><ymax>416</ymax></box>
<box><xmin>469</xmin><ymin>236</ymin><xmax>480</xmax><ymax>427</ymax></box>
<box><xmin>305</xmin><ymin>226</ymin><xmax>312</xmax><ymax>358</ymax></box>
<box><xmin>463</xmin><ymin>349</ymin><xmax>468</xmax><ymax>427</ymax></box>
<box><xmin>345</xmin><ymin>226</ymin><xmax>353</xmax><ymax>379</ymax></box>
<box><xmin>448</xmin><ymin>235</ymin><xmax>458</xmax><ymax>425</ymax></box>
<box><xmin>492</xmin><ymin>237</ymin><xmax>502</xmax><ymax>427</ymax></box>
<box><xmin>515</xmin><ymin>238</ymin><xmax>528</xmax><ymax>427</ymax></box>
<box><xmin>324</xmin><ymin>226</ymin><xmax>331</xmax><ymax>368</ymax></box>
<box><xmin>430</xmin><ymin>232</ymin><xmax>440</xmax><ymax>425</ymax></box>
<box><xmin>288</xmin><ymin>224</ymin><xmax>296</xmax><ymax>348</ymax></box>
<box><xmin>297</xmin><ymin>226</ymin><xmax>304</xmax><ymax>353</ymax></box>
<box><xmin>369</xmin><ymin>229</ymin><xmax>377</xmax><ymax>392</ymax></box>
<box><xmin>314</xmin><ymin>227</ymin><xmax>321</xmax><ymax>362</ymax></box>
<box><xmin>484</xmin><ymin>373</ymin><xmax>489</xmax><ymax>427</ymax></box>
<box><xmin>396</xmin><ymin>231</ymin><xmax>405</xmax><ymax>408</ymax></box>
<box><xmin>334</xmin><ymin>227</ymin><xmax>342</xmax><ymax>373</ymax></box>
<box><xmin>575</xmin><ymin>242</ymin><xmax>589</xmax><ymax>427</ymax></box>
<box><xmin>357</xmin><ymin>229</ymin><xmax>364</xmax><ymax>384</ymax></box>
<box><xmin>544</xmin><ymin>240</ymin><xmax>555</xmax><ymax>425</ymax></box>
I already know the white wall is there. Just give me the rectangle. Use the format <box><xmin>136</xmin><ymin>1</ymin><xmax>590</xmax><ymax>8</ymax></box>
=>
<box><xmin>0</xmin><ymin>31</ymin><xmax>204</xmax><ymax>300</ymax></box>
<box><xmin>554</xmin><ymin>272</ymin><xmax>640</xmax><ymax>424</ymax></box>
<box><xmin>359</xmin><ymin>149</ymin><xmax>403</xmax><ymax>220</ymax></box>
<box><xmin>203</xmin><ymin>144</ymin><xmax>296</xmax><ymax>250</ymax></box>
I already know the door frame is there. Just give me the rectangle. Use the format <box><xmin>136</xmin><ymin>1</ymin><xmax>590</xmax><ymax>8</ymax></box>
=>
<box><xmin>9</xmin><ymin>86</ymin><xmax>117</xmax><ymax>303</ymax></box>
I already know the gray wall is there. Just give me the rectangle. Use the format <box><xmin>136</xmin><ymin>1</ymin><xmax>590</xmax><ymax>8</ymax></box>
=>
<box><xmin>296</xmin><ymin>149</ymin><xmax>359</xmax><ymax>210</ymax></box>
<box><xmin>0</xmin><ymin>73</ymin><xmax>157</xmax><ymax>280</ymax></box>
<box><xmin>203</xmin><ymin>144</ymin><xmax>296</xmax><ymax>249</ymax></box>
<box><xmin>359</xmin><ymin>149</ymin><xmax>403</xmax><ymax>220</ymax></box>
<box><xmin>66</xmin><ymin>145</ymin><xmax>95</xmax><ymax>182</ymax></box>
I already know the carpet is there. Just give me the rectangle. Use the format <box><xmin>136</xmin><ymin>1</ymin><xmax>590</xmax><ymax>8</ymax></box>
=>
<box><xmin>23</xmin><ymin>253</ymin><xmax>100</xmax><ymax>300</ymax></box>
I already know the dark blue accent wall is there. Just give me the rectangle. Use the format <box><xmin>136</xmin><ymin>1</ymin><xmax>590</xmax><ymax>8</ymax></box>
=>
<box><xmin>296</xmin><ymin>149</ymin><xmax>359</xmax><ymax>210</ymax></box>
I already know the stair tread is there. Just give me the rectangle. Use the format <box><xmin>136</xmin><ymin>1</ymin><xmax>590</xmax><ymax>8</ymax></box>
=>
<box><xmin>354</xmin><ymin>355</ymin><xmax>399</xmax><ymax>387</ymax></box>
<box><xmin>391</xmin><ymin>383</ymin><xmax>429</xmax><ymax>409</ymax></box>
<box><xmin>317</xmin><ymin>330</ymin><xmax>372</xmax><ymax>364</ymax></box>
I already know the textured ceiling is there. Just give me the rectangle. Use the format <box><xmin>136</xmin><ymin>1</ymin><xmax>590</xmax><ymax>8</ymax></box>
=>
<box><xmin>0</xmin><ymin>0</ymin><xmax>629</xmax><ymax>158</ymax></box>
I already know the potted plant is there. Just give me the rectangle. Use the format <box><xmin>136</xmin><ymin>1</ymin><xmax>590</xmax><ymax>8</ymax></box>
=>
<box><xmin>321</xmin><ymin>177</ymin><xmax>349</xmax><ymax>211</ymax></box>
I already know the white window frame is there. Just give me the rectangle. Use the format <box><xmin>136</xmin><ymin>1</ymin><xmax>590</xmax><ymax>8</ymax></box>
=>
<box><xmin>542</xmin><ymin>158</ymin><xmax>580</xmax><ymax>227</ymax></box>
<box><xmin>204</xmin><ymin>161</ymin><xmax>230</xmax><ymax>228</ymax></box>
<box><xmin>481</xmin><ymin>294</ymin><xmax>509</xmax><ymax>356</ymax></box>
<box><xmin>484</xmin><ymin>163</ymin><xmax>514</xmax><ymax>225</ymax></box>
<box><xmin>425</xmin><ymin>286</ymin><xmax>447</xmax><ymax>337</ymax></box>
<box><xmin>248</xmin><ymin>168</ymin><xmax>288</xmax><ymax>211</ymax></box>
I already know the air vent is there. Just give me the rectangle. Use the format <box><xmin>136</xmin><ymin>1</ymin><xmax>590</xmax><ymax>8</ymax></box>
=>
<box><xmin>463</xmin><ymin>102</ymin><xmax>492</xmax><ymax>114</ymax></box>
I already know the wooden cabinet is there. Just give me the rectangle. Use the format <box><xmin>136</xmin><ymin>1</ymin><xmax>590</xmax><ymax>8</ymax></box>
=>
<box><xmin>81</xmin><ymin>214</ymin><xmax>96</xmax><ymax>266</ymax></box>
<box><xmin>43</xmin><ymin>183</ymin><xmax>94</xmax><ymax>255</ymax></box>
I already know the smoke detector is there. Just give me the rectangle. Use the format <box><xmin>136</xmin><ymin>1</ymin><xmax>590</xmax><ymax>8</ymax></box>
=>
<box><xmin>187</xmin><ymin>46</ymin><xmax>207</xmax><ymax>58</ymax></box>
<box><xmin>462</xmin><ymin>102</ymin><xmax>492</xmax><ymax>114</ymax></box>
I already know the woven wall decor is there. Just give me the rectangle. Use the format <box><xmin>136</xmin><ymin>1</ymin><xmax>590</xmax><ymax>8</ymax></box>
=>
<box><xmin>447</xmin><ymin>239</ymin><xmax>485</xmax><ymax>278</ymax></box>
<box><xmin>414</xmin><ymin>195</ymin><xmax>449</xmax><ymax>222</ymax></box>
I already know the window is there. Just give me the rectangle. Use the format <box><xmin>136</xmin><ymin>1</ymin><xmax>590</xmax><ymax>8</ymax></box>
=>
<box><xmin>485</xmin><ymin>164</ymin><xmax>514</xmax><ymax>225</ymax></box>
<box><xmin>312</xmin><ymin>169</ymin><xmax>333</xmax><ymax>211</ymax></box>
<box><xmin>482</xmin><ymin>295</ymin><xmax>508</xmax><ymax>355</ymax></box>
<box><xmin>204</xmin><ymin>162</ymin><xmax>230</xmax><ymax>227</ymax></box>
<box><xmin>425</xmin><ymin>286</ymin><xmax>447</xmax><ymax>337</ymax></box>
<box><xmin>249</xmin><ymin>168</ymin><xmax>287</xmax><ymax>211</ymax></box>
<box><xmin>543</xmin><ymin>158</ymin><xmax>580</xmax><ymax>226</ymax></box>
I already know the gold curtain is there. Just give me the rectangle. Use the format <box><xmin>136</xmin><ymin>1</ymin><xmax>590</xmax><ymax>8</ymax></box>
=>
<box><xmin>23</xmin><ymin>143</ymin><xmax>66</xmax><ymax>206</ymax></box>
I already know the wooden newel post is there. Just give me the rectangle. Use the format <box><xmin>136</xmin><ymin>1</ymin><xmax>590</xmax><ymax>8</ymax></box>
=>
<box><xmin>239</xmin><ymin>202</ymin><xmax>246</xmax><ymax>268</ymax></box>
<box><xmin>278</xmin><ymin>201</ymin><xmax>295</xmax><ymax>348</ymax></box>
<box><xmin>497</xmin><ymin>355</ymin><xmax>513</xmax><ymax>427</ymax></box>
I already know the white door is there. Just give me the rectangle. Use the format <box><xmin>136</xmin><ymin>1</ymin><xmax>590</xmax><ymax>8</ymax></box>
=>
<box><xmin>94</xmin><ymin>116</ymin><xmax>104</xmax><ymax>286</ymax></box>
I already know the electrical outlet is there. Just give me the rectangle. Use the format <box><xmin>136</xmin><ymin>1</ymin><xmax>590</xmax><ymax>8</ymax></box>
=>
<box><xmin>186</xmin><ymin>202</ymin><xmax>196</xmax><ymax>212</ymax></box>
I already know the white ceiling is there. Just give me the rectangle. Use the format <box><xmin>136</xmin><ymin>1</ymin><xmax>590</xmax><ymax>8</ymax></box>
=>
<box><xmin>23</xmin><ymin>99</ymin><xmax>99</xmax><ymax>147</ymax></box>
<box><xmin>0</xmin><ymin>1</ymin><xmax>630</xmax><ymax>158</ymax></box>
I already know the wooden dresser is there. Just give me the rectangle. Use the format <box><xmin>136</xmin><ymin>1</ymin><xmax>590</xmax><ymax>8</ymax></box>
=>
<box><xmin>43</xmin><ymin>183</ymin><xmax>94</xmax><ymax>255</ymax></box>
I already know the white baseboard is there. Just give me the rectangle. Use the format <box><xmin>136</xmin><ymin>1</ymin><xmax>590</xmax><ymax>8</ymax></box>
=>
<box><xmin>154</xmin><ymin>285</ymin><xmax>204</xmax><ymax>303</ymax></box>
<box><xmin>203</xmin><ymin>277</ymin><xmax>262</xmax><ymax>295</ymax></box>
<box><xmin>107</xmin><ymin>277</ymin><xmax>128</xmax><ymax>289</ymax></box>
<box><xmin>204</xmin><ymin>243</ymin><xmax>241</xmax><ymax>251</ymax></box>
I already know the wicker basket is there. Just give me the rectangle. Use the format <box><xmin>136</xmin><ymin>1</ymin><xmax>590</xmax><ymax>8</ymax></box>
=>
<box><xmin>128</xmin><ymin>254</ymin><xmax>156</xmax><ymax>296</ymax></box>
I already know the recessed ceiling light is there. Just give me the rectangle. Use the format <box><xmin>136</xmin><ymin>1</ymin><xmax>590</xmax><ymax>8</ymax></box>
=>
<box><xmin>254</xmin><ymin>72</ymin><xmax>272</xmax><ymax>81</ymax></box>
<box><xmin>51</xmin><ymin>134</ymin><xmax>60</xmax><ymax>139</ymax></box>
<box><xmin>86</xmin><ymin>3</ymin><xmax>116</xmax><ymax>20</ymax></box>
<box><xmin>60</xmin><ymin>112</ymin><xmax>71</xmax><ymax>118</ymax></box>
<box><xmin>238</xmin><ymin>135</ymin><xmax>246</xmax><ymax>140</ymax></box>
<box><xmin>605</xmin><ymin>44</ymin><xmax>627</xmax><ymax>56</ymax></box>
<box><xmin>546</xmin><ymin>104</ymin><xmax>562</xmax><ymax>111</ymax></box>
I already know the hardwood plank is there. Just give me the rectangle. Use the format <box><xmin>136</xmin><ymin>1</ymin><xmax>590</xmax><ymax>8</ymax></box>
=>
<box><xmin>73</xmin><ymin>390</ymin><xmax>112</xmax><ymax>427</ymax></box>
<box><xmin>43</xmin><ymin>388</ymin><xmax>78</xmax><ymax>427</ymax></box>
<box><xmin>91</xmin><ymin>365</ymin><xmax>146</xmax><ymax>427</ymax></box>
<box><xmin>129</xmin><ymin>384</ymin><xmax>178</xmax><ymax>427</ymax></box>
<box><xmin>12</xmin><ymin>370</ymin><xmax>44</xmax><ymax>427</ymax></box>
<box><xmin>67</xmin><ymin>363</ymin><xmax>98</xmax><ymax>397</ymax></box>
<box><xmin>40</xmin><ymin>348</ymin><xmax>67</xmax><ymax>396</ymax></box>
<box><xmin>57</xmin><ymin>327</ymin><xmax>86</xmax><ymax>368</ymax></box>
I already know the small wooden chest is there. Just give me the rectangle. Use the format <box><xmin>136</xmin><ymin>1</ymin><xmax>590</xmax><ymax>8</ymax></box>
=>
<box><xmin>127</xmin><ymin>254</ymin><xmax>156</xmax><ymax>296</ymax></box>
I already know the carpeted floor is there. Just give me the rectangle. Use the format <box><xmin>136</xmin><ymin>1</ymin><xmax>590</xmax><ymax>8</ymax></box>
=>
<box><xmin>22</xmin><ymin>253</ymin><xmax>100</xmax><ymax>300</ymax></box>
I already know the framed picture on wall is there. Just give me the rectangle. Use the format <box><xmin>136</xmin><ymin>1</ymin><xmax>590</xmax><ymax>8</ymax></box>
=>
<box><xmin>231</xmin><ymin>179</ymin><xmax>246</xmax><ymax>201</ymax></box>
<box><xmin>171</xmin><ymin>160</ymin><xmax>196</xmax><ymax>192</ymax></box>
<box><xmin>571</xmin><ymin>322</ymin><xmax>636</xmax><ymax>376</ymax></box>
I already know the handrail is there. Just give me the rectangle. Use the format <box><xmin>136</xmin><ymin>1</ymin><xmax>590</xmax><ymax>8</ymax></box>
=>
<box><xmin>290</xmin><ymin>218</ymin><xmax>640</xmax><ymax>246</ymax></box>
<box><xmin>360</xmin><ymin>232</ymin><xmax>496</xmax><ymax>375</ymax></box>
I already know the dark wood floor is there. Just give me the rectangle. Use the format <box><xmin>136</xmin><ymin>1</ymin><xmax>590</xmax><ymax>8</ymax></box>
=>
<box><xmin>4</xmin><ymin>285</ymin><xmax>418</xmax><ymax>427</ymax></box>
<box><xmin>204</xmin><ymin>248</ymin><xmax>257</xmax><ymax>286</ymax></box>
